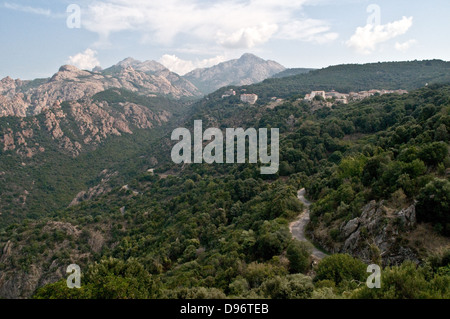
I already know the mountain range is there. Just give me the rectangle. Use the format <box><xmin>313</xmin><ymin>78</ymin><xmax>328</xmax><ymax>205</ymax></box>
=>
<box><xmin>0</xmin><ymin>54</ymin><xmax>288</xmax><ymax>118</ymax></box>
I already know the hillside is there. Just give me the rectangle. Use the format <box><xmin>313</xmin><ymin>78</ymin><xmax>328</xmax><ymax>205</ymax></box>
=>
<box><xmin>1</xmin><ymin>82</ymin><xmax>449</xmax><ymax>299</ymax></box>
<box><xmin>229</xmin><ymin>59</ymin><xmax>450</xmax><ymax>103</ymax></box>
<box><xmin>0</xmin><ymin>89</ymin><xmax>191</xmax><ymax>225</ymax></box>
<box><xmin>271</xmin><ymin>68</ymin><xmax>315</xmax><ymax>78</ymax></box>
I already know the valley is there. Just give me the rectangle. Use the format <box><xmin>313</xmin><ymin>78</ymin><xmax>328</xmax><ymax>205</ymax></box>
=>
<box><xmin>0</xmin><ymin>56</ymin><xmax>449</xmax><ymax>299</ymax></box>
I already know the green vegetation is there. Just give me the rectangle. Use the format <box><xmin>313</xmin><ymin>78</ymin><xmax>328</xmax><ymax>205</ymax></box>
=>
<box><xmin>1</xmin><ymin>61</ymin><xmax>450</xmax><ymax>299</ymax></box>
<box><xmin>314</xmin><ymin>254</ymin><xmax>367</xmax><ymax>287</ymax></box>
<box><xmin>271</xmin><ymin>68</ymin><xmax>315</xmax><ymax>79</ymax></box>
<box><xmin>34</xmin><ymin>257</ymin><xmax>159</xmax><ymax>299</ymax></box>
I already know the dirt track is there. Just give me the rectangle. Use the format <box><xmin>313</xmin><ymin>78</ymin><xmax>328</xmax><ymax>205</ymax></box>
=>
<box><xmin>289</xmin><ymin>188</ymin><xmax>328</xmax><ymax>260</ymax></box>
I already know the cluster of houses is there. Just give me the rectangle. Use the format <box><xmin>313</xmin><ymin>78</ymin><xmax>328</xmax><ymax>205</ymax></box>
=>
<box><xmin>304</xmin><ymin>89</ymin><xmax>408</xmax><ymax>104</ymax></box>
<box><xmin>221</xmin><ymin>89</ymin><xmax>259</xmax><ymax>105</ymax></box>
<box><xmin>220</xmin><ymin>87</ymin><xmax>408</xmax><ymax>108</ymax></box>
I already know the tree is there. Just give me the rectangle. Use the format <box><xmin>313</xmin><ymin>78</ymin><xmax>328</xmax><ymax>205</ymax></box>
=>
<box><xmin>417</xmin><ymin>179</ymin><xmax>450</xmax><ymax>236</ymax></box>
<box><xmin>244</xmin><ymin>262</ymin><xmax>287</xmax><ymax>289</ymax></box>
<box><xmin>261</xmin><ymin>274</ymin><xmax>314</xmax><ymax>299</ymax></box>
<box><xmin>352</xmin><ymin>261</ymin><xmax>450</xmax><ymax>299</ymax></box>
<box><xmin>418</xmin><ymin>142</ymin><xmax>448</xmax><ymax>166</ymax></box>
<box><xmin>286</xmin><ymin>241</ymin><xmax>312</xmax><ymax>274</ymax></box>
<box><xmin>34</xmin><ymin>257</ymin><xmax>159</xmax><ymax>299</ymax></box>
<box><xmin>314</xmin><ymin>254</ymin><xmax>367</xmax><ymax>287</ymax></box>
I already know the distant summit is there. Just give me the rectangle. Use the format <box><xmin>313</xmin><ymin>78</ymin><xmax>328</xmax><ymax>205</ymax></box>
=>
<box><xmin>103</xmin><ymin>57</ymin><xmax>168</xmax><ymax>75</ymax></box>
<box><xmin>183</xmin><ymin>53</ymin><xmax>286</xmax><ymax>94</ymax></box>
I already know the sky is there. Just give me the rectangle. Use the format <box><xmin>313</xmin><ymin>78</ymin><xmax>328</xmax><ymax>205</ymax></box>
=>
<box><xmin>0</xmin><ymin>0</ymin><xmax>449</xmax><ymax>80</ymax></box>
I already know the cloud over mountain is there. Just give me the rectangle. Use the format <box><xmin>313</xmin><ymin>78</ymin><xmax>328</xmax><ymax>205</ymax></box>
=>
<box><xmin>346</xmin><ymin>16</ymin><xmax>413</xmax><ymax>55</ymax></box>
<box><xmin>67</xmin><ymin>49</ymin><xmax>100</xmax><ymax>70</ymax></box>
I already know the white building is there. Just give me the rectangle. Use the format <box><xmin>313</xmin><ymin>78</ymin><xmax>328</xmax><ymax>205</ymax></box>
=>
<box><xmin>221</xmin><ymin>89</ymin><xmax>236</xmax><ymax>99</ymax></box>
<box><xmin>240</xmin><ymin>94</ymin><xmax>258</xmax><ymax>105</ymax></box>
<box><xmin>305</xmin><ymin>91</ymin><xmax>326</xmax><ymax>101</ymax></box>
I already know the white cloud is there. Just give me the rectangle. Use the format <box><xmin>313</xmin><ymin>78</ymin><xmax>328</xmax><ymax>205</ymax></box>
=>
<box><xmin>346</xmin><ymin>16</ymin><xmax>413</xmax><ymax>54</ymax></box>
<box><xmin>79</xmin><ymin>0</ymin><xmax>336</xmax><ymax>49</ymax></box>
<box><xmin>67</xmin><ymin>49</ymin><xmax>100</xmax><ymax>70</ymax></box>
<box><xmin>395</xmin><ymin>39</ymin><xmax>417</xmax><ymax>52</ymax></box>
<box><xmin>277</xmin><ymin>19</ymin><xmax>338</xmax><ymax>44</ymax></box>
<box><xmin>218</xmin><ymin>24</ymin><xmax>279</xmax><ymax>49</ymax></box>
<box><xmin>159</xmin><ymin>54</ymin><xmax>227</xmax><ymax>75</ymax></box>
<box><xmin>4</xmin><ymin>2</ymin><xmax>51</xmax><ymax>16</ymax></box>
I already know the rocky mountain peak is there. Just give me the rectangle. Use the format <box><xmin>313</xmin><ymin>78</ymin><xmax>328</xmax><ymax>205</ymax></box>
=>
<box><xmin>58</xmin><ymin>65</ymin><xmax>81</xmax><ymax>73</ymax></box>
<box><xmin>238</xmin><ymin>53</ymin><xmax>264</xmax><ymax>63</ymax></box>
<box><xmin>112</xmin><ymin>58</ymin><xmax>167</xmax><ymax>74</ymax></box>
<box><xmin>116</xmin><ymin>57</ymin><xmax>141</xmax><ymax>68</ymax></box>
<box><xmin>1</xmin><ymin>76</ymin><xmax>14</xmax><ymax>83</ymax></box>
<box><xmin>50</xmin><ymin>65</ymin><xmax>91</xmax><ymax>82</ymax></box>
<box><xmin>183</xmin><ymin>53</ymin><xmax>285</xmax><ymax>94</ymax></box>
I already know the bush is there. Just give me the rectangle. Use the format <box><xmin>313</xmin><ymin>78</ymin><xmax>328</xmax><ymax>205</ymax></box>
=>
<box><xmin>162</xmin><ymin>287</ymin><xmax>226</xmax><ymax>299</ymax></box>
<box><xmin>34</xmin><ymin>257</ymin><xmax>158</xmax><ymax>299</ymax></box>
<box><xmin>417</xmin><ymin>178</ymin><xmax>450</xmax><ymax>236</ymax></box>
<box><xmin>352</xmin><ymin>261</ymin><xmax>450</xmax><ymax>299</ymax></box>
<box><xmin>286</xmin><ymin>241</ymin><xmax>312</xmax><ymax>274</ymax></box>
<box><xmin>261</xmin><ymin>274</ymin><xmax>314</xmax><ymax>299</ymax></box>
<box><xmin>244</xmin><ymin>262</ymin><xmax>286</xmax><ymax>289</ymax></box>
<box><xmin>314</xmin><ymin>254</ymin><xmax>367</xmax><ymax>287</ymax></box>
<box><xmin>418</xmin><ymin>142</ymin><xmax>448</xmax><ymax>166</ymax></box>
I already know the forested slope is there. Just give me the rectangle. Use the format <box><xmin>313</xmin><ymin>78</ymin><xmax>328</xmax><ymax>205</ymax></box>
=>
<box><xmin>1</xmin><ymin>82</ymin><xmax>449</xmax><ymax>299</ymax></box>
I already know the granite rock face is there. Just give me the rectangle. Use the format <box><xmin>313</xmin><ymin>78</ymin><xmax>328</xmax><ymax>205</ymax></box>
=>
<box><xmin>311</xmin><ymin>201</ymin><xmax>419</xmax><ymax>266</ymax></box>
<box><xmin>0</xmin><ymin>98</ymin><xmax>170</xmax><ymax>158</ymax></box>
<box><xmin>0</xmin><ymin>60</ymin><xmax>201</xmax><ymax>118</ymax></box>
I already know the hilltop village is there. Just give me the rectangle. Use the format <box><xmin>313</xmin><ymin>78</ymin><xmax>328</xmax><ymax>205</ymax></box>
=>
<box><xmin>304</xmin><ymin>89</ymin><xmax>409</xmax><ymax>105</ymax></box>
<box><xmin>222</xmin><ymin>88</ymin><xmax>409</xmax><ymax>107</ymax></box>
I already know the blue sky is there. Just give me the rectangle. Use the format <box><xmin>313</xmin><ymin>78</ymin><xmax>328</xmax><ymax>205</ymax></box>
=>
<box><xmin>1</xmin><ymin>0</ymin><xmax>449</xmax><ymax>79</ymax></box>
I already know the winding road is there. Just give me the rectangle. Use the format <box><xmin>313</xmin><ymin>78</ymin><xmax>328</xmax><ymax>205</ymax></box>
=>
<box><xmin>289</xmin><ymin>188</ymin><xmax>328</xmax><ymax>260</ymax></box>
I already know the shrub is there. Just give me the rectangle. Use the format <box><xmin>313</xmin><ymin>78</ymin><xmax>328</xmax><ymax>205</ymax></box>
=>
<box><xmin>286</xmin><ymin>241</ymin><xmax>312</xmax><ymax>274</ymax></box>
<box><xmin>314</xmin><ymin>254</ymin><xmax>367</xmax><ymax>287</ymax></box>
<box><xmin>417</xmin><ymin>178</ymin><xmax>450</xmax><ymax>236</ymax></box>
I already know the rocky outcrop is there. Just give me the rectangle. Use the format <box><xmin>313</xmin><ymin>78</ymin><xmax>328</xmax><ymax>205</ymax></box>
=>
<box><xmin>69</xmin><ymin>170</ymin><xmax>118</xmax><ymax>207</ymax></box>
<box><xmin>0</xmin><ymin>221</ymin><xmax>112</xmax><ymax>298</ymax></box>
<box><xmin>311</xmin><ymin>201</ymin><xmax>420</xmax><ymax>266</ymax></box>
<box><xmin>0</xmin><ymin>61</ymin><xmax>201</xmax><ymax>118</ymax></box>
<box><xmin>0</xmin><ymin>98</ymin><xmax>171</xmax><ymax>158</ymax></box>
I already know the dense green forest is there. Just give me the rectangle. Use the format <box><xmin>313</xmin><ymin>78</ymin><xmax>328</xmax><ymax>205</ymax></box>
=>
<box><xmin>271</xmin><ymin>68</ymin><xmax>315</xmax><ymax>79</ymax></box>
<box><xmin>1</xmin><ymin>81</ymin><xmax>448</xmax><ymax>299</ymax></box>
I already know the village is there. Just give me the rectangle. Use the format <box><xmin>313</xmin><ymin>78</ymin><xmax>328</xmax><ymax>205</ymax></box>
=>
<box><xmin>303</xmin><ymin>89</ymin><xmax>409</xmax><ymax>105</ymax></box>
<box><xmin>221</xmin><ymin>88</ymin><xmax>409</xmax><ymax>107</ymax></box>
<box><xmin>221</xmin><ymin>89</ymin><xmax>259</xmax><ymax>105</ymax></box>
